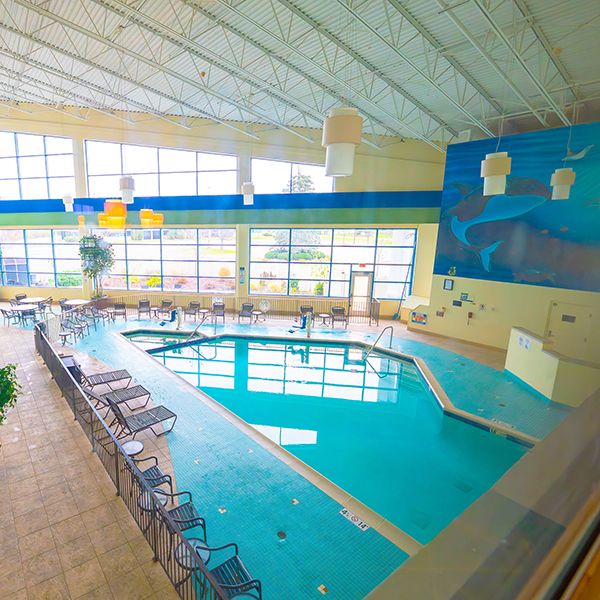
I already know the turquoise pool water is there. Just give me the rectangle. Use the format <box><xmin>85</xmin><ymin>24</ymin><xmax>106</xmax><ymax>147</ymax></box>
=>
<box><xmin>139</xmin><ymin>335</ymin><xmax>528</xmax><ymax>544</ymax></box>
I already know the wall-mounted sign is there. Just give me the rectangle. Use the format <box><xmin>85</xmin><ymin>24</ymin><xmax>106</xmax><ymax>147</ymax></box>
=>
<box><xmin>453</xmin><ymin>300</ymin><xmax>462</xmax><ymax>307</ymax></box>
<box><xmin>460</xmin><ymin>292</ymin><xmax>469</xmax><ymax>301</ymax></box>
<box><xmin>436</xmin><ymin>311</ymin><xmax>445</xmax><ymax>317</ymax></box>
<box><xmin>411</xmin><ymin>312</ymin><xmax>427</xmax><ymax>325</ymax></box>
<box><xmin>444</xmin><ymin>278</ymin><xmax>454</xmax><ymax>290</ymax></box>
<box><xmin>340</xmin><ymin>508</ymin><xmax>369</xmax><ymax>531</ymax></box>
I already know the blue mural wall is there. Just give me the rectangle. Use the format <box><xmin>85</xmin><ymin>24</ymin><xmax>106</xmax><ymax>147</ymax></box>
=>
<box><xmin>434</xmin><ymin>120</ymin><xmax>600</xmax><ymax>293</ymax></box>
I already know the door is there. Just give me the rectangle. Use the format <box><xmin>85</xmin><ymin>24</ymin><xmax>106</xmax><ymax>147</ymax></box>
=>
<box><xmin>349</xmin><ymin>271</ymin><xmax>373</xmax><ymax>322</ymax></box>
<box><xmin>546</xmin><ymin>302</ymin><xmax>595</xmax><ymax>361</ymax></box>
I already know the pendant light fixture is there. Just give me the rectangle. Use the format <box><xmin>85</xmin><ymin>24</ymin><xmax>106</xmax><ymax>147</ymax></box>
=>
<box><xmin>242</xmin><ymin>181</ymin><xmax>254</xmax><ymax>206</ymax></box>
<box><xmin>551</xmin><ymin>167</ymin><xmax>575</xmax><ymax>200</ymax></box>
<box><xmin>481</xmin><ymin>151</ymin><xmax>511</xmax><ymax>196</ymax></box>
<box><xmin>120</xmin><ymin>175</ymin><xmax>135</xmax><ymax>204</ymax></box>
<box><xmin>322</xmin><ymin>107</ymin><xmax>363</xmax><ymax>177</ymax></box>
<box><xmin>62</xmin><ymin>193</ymin><xmax>74</xmax><ymax>212</ymax></box>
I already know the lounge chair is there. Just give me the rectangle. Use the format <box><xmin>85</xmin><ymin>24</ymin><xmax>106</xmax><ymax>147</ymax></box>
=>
<box><xmin>83</xmin><ymin>385</ymin><xmax>151</xmax><ymax>412</ymax></box>
<box><xmin>183</xmin><ymin>301</ymin><xmax>200</xmax><ymax>320</ymax></box>
<box><xmin>105</xmin><ymin>395</ymin><xmax>177</xmax><ymax>439</ymax></box>
<box><xmin>331</xmin><ymin>306</ymin><xmax>348</xmax><ymax>329</ymax></box>
<box><xmin>212</xmin><ymin>302</ymin><xmax>225</xmax><ymax>323</ymax></box>
<box><xmin>132</xmin><ymin>456</ymin><xmax>173</xmax><ymax>493</ymax></box>
<box><xmin>204</xmin><ymin>543</ymin><xmax>262</xmax><ymax>599</ymax></box>
<box><xmin>238</xmin><ymin>303</ymin><xmax>254</xmax><ymax>324</ymax></box>
<box><xmin>73</xmin><ymin>361</ymin><xmax>132</xmax><ymax>391</ymax></box>
<box><xmin>138</xmin><ymin>299</ymin><xmax>151</xmax><ymax>319</ymax></box>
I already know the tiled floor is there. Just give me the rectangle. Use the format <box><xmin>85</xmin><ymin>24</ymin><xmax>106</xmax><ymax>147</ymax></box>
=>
<box><xmin>0</xmin><ymin>324</ymin><xmax>180</xmax><ymax>600</ymax></box>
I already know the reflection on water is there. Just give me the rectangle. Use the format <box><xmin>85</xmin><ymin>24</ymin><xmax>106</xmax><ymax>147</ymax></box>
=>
<box><xmin>145</xmin><ymin>336</ymin><xmax>528</xmax><ymax>544</ymax></box>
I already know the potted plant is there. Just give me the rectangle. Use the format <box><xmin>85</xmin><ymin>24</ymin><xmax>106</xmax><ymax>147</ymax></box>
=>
<box><xmin>0</xmin><ymin>364</ymin><xmax>21</xmax><ymax>446</ymax></box>
<box><xmin>79</xmin><ymin>235</ymin><xmax>115</xmax><ymax>298</ymax></box>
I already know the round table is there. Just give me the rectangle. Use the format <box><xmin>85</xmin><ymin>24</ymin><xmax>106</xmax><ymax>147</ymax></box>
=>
<box><xmin>65</xmin><ymin>299</ymin><xmax>90</xmax><ymax>307</ymax></box>
<box><xmin>137</xmin><ymin>488</ymin><xmax>169</xmax><ymax>511</ymax></box>
<box><xmin>174</xmin><ymin>538</ymin><xmax>211</xmax><ymax>589</ymax></box>
<box><xmin>251</xmin><ymin>310</ymin><xmax>263</xmax><ymax>324</ymax></box>
<box><xmin>198</xmin><ymin>309</ymin><xmax>210</xmax><ymax>323</ymax></box>
<box><xmin>318</xmin><ymin>313</ymin><xmax>331</xmax><ymax>326</ymax></box>
<box><xmin>10</xmin><ymin>305</ymin><xmax>37</xmax><ymax>323</ymax></box>
<box><xmin>121</xmin><ymin>440</ymin><xmax>144</xmax><ymax>456</ymax></box>
<box><xmin>19</xmin><ymin>297</ymin><xmax>46</xmax><ymax>304</ymax></box>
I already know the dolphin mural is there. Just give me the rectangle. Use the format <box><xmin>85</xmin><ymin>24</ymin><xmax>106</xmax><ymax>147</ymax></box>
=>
<box><xmin>583</xmin><ymin>198</ymin><xmax>600</xmax><ymax>208</ymax></box>
<box><xmin>444</xmin><ymin>177</ymin><xmax>552</xmax><ymax>272</ymax></box>
<box><xmin>562</xmin><ymin>144</ymin><xmax>595</xmax><ymax>161</ymax></box>
<box><xmin>513</xmin><ymin>265</ymin><xmax>556</xmax><ymax>284</ymax></box>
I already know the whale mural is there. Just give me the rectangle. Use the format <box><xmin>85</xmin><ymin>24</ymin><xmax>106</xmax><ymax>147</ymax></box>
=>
<box><xmin>434</xmin><ymin>121</ymin><xmax>600</xmax><ymax>293</ymax></box>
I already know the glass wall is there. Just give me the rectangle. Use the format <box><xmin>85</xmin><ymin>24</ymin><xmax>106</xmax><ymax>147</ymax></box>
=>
<box><xmin>0</xmin><ymin>132</ymin><xmax>75</xmax><ymax>200</ymax></box>
<box><xmin>0</xmin><ymin>229</ymin><xmax>82</xmax><ymax>287</ymax></box>
<box><xmin>93</xmin><ymin>228</ymin><xmax>236</xmax><ymax>293</ymax></box>
<box><xmin>85</xmin><ymin>141</ymin><xmax>238</xmax><ymax>198</ymax></box>
<box><xmin>249</xmin><ymin>228</ymin><xmax>416</xmax><ymax>299</ymax></box>
<box><xmin>251</xmin><ymin>158</ymin><xmax>333</xmax><ymax>194</ymax></box>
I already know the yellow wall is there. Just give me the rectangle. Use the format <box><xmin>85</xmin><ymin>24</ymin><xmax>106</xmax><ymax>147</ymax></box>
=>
<box><xmin>415</xmin><ymin>274</ymin><xmax>600</xmax><ymax>358</ymax></box>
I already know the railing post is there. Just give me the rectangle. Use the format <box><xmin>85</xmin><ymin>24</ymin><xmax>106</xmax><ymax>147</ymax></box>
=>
<box><xmin>114</xmin><ymin>445</ymin><xmax>121</xmax><ymax>496</ymax></box>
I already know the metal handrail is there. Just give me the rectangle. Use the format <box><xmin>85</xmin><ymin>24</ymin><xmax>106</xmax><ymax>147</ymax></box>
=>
<box><xmin>364</xmin><ymin>326</ymin><xmax>394</xmax><ymax>362</ymax></box>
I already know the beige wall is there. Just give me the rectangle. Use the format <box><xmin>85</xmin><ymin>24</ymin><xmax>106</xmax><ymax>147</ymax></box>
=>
<box><xmin>413</xmin><ymin>274</ymin><xmax>600</xmax><ymax>359</ymax></box>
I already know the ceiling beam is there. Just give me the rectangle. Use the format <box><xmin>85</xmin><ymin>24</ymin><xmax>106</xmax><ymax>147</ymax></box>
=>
<box><xmin>431</xmin><ymin>0</ymin><xmax>548</xmax><ymax>128</ymax></box>
<box><xmin>12</xmin><ymin>0</ymin><xmax>315</xmax><ymax>142</ymax></box>
<box><xmin>192</xmin><ymin>0</ymin><xmax>444</xmax><ymax>151</ymax></box>
<box><xmin>332</xmin><ymin>0</ymin><xmax>494</xmax><ymax>137</ymax></box>
<box><xmin>471</xmin><ymin>0</ymin><xmax>571</xmax><ymax>126</ymax></box>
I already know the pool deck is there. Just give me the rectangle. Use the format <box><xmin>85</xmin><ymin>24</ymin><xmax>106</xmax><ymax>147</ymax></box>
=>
<box><xmin>0</xmin><ymin>312</ymin><xmax>571</xmax><ymax>599</ymax></box>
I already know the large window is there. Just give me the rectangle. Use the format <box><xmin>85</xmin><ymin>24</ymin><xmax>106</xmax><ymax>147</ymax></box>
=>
<box><xmin>0</xmin><ymin>132</ymin><xmax>75</xmax><ymax>200</ymax></box>
<box><xmin>0</xmin><ymin>229</ymin><xmax>82</xmax><ymax>288</ymax></box>
<box><xmin>249</xmin><ymin>228</ymin><xmax>416</xmax><ymax>299</ymax></box>
<box><xmin>85</xmin><ymin>141</ymin><xmax>238</xmax><ymax>198</ymax></box>
<box><xmin>251</xmin><ymin>158</ymin><xmax>333</xmax><ymax>194</ymax></box>
<box><xmin>94</xmin><ymin>228</ymin><xmax>236</xmax><ymax>293</ymax></box>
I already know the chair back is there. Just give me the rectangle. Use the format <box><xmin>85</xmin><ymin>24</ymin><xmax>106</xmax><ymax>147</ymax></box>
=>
<box><xmin>105</xmin><ymin>396</ymin><xmax>130</xmax><ymax>433</ymax></box>
<box><xmin>138</xmin><ymin>300</ymin><xmax>150</xmax><ymax>309</ymax></box>
<box><xmin>300</xmin><ymin>305</ymin><xmax>314</xmax><ymax>315</ymax></box>
<box><xmin>186</xmin><ymin>301</ymin><xmax>200</xmax><ymax>310</ymax></box>
<box><xmin>332</xmin><ymin>306</ymin><xmax>346</xmax><ymax>318</ymax></box>
<box><xmin>159</xmin><ymin>300</ymin><xmax>173</xmax><ymax>309</ymax></box>
<box><xmin>15</xmin><ymin>293</ymin><xmax>27</xmax><ymax>303</ymax></box>
<box><xmin>213</xmin><ymin>302</ymin><xmax>225</xmax><ymax>315</ymax></box>
<box><xmin>240</xmin><ymin>303</ymin><xmax>254</xmax><ymax>314</ymax></box>
<box><xmin>114</xmin><ymin>302</ymin><xmax>126</xmax><ymax>312</ymax></box>
<box><xmin>82</xmin><ymin>387</ymin><xmax>108</xmax><ymax>409</ymax></box>
<box><xmin>9</xmin><ymin>299</ymin><xmax>18</xmax><ymax>307</ymax></box>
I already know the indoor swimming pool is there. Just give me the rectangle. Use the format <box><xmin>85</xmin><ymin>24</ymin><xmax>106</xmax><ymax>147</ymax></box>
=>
<box><xmin>128</xmin><ymin>333</ymin><xmax>529</xmax><ymax>544</ymax></box>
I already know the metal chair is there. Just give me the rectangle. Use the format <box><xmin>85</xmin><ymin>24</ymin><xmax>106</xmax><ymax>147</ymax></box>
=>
<box><xmin>131</xmin><ymin>456</ymin><xmax>173</xmax><ymax>493</ymax></box>
<box><xmin>212</xmin><ymin>302</ymin><xmax>225</xmax><ymax>323</ymax></box>
<box><xmin>155</xmin><ymin>300</ymin><xmax>173</xmax><ymax>319</ymax></box>
<box><xmin>205</xmin><ymin>543</ymin><xmax>262</xmax><ymax>599</ymax></box>
<box><xmin>83</xmin><ymin>385</ymin><xmax>151</xmax><ymax>412</ymax></box>
<box><xmin>38</xmin><ymin>297</ymin><xmax>53</xmax><ymax>316</ymax></box>
<box><xmin>138</xmin><ymin>299</ymin><xmax>151</xmax><ymax>319</ymax></box>
<box><xmin>1</xmin><ymin>309</ymin><xmax>20</xmax><ymax>326</ymax></box>
<box><xmin>89</xmin><ymin>306</ymin><xmax>112</xmax><ymax>324</ymax></box>
<box><xmin>299</xmin><ymin>305</ymin><xmax>314</xmax><ymax>321</ymax></box>
<box><xmin>105</xmin><ymin>395</ymin><xmax>177</xmax><ymax>440</ymax></box>
<box><xmin>15</xmin><ymin>293</ymin><xmax>27</xmax><ymax>304</ymax></box>
<box><xmin>59</xmin><ymin>298</ymin><xmax>69</xmax><ymax>313</ymax></box>
<box><xmin>184</xmin><ymin>301</ymin><xmax>201</xmax><ymax>320</ymax></box>
<box><xmin>331</xmin><ymin>306</ymin><xmax>348</xmax><ymax>329</ymax></box>
<box><xmin>238</xmin><ymin>303</ymin><xmax>254</xmax><ymax>324</ymax></box>
<box><xmin>113</xmin><ymin>302</ymin><xmax>127</xmax><ymax>320</ymax></box>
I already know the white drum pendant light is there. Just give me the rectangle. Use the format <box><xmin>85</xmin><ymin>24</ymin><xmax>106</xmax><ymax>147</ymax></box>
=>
<box><xmin>551</xmin><ymin>167</ymin><xmax>576</xmax><ymax>200</ymax></box>
<box><xmin>120</xmin><ymin>175</ymin><xmax>135</xmax><ymax>204</ymax></box>
<box><xmin>322</xmin><ymin>107</ymin><xmax>363</xmax><ymax>177</ymax></box>
<box><xmin>62</xmin><ymin>193</ymin><xmax>74</xmax><ymax>212</ymax></box>
<box><xmin>242</xmin><ymin>182</ymin><xmax>254</xmax><ymax>206</ymax></box>
<box><xmin>481</xmin><ymin>151</ymin><xmax>511</xmax><ymax>196</ymax></box>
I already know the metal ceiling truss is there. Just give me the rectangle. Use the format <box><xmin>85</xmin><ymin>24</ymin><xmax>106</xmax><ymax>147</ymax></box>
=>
<box><xmin>7</xmin><ymin>0</ymin><xmax>317</xmax><ymax>141</ymax></box>
<box><xmin>187</xmin><ymin>0</ymin><xmax>447</xmax><ymax>150</ymax></box>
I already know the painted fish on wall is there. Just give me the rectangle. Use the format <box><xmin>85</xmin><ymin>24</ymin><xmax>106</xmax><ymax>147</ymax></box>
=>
<box><xmin>562</xmin><ymin>144</ymin><xmax>595</xmax><ymax>161</ymax></box>
<box><xmin>513</xmin><ymin>265</ymin><xmax>556</xmax><ymax>283</ymax></box>
<box><xmin>443</xmin><ymin>177</ymin><xmax>552</xmax><ymax>272</ymax></box>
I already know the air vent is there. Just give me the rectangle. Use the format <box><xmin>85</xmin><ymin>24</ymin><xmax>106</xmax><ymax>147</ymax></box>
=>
<box><xmin>562</xmin><ymin>315</ymin><xmax>576</xmax><ymax>323</ymax></box>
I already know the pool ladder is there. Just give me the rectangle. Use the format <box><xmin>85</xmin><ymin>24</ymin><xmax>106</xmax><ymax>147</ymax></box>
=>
<box><xmin>364</xmin><ymin>326</ymin><xmax>394</xmax><ymax>362</ymax></box>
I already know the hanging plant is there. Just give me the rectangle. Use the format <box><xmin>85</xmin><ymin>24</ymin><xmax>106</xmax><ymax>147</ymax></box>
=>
<box><xmin>79</xmin><ymin>234</ymin><xmax>115</xmax><ymax>298</ymax></box>
<box><xmin>0</xmin><ymin>364</ymin><xmax>21</xmax><ymax>445</ymax></box>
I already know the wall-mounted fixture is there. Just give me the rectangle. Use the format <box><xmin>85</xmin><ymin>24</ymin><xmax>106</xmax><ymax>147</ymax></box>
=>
<box><xmin>322</xmin><ymin>107</ymin><xmax>363</xmax><ymax>177</ymax></box>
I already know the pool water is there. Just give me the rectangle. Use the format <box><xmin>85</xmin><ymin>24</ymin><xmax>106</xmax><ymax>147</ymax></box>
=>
<box><xmin>141</xmin><ymin>335</ymin><xmax>528</xmax><ymax>544</ymax></box>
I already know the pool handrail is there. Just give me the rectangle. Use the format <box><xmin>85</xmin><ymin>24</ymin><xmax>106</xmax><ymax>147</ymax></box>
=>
<box><xmin>364</xmin><ymin>326</ymin><xmax>394</xmax><ymax>361</ymax></box>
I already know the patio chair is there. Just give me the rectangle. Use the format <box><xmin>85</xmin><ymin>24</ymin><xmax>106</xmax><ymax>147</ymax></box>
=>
<box><xmin>160</xmin><ymin>490</ymin><xmax>207</xmax><ymax>538</ymax></box>
<box><xmin>298</xmin><ymin>305</ymin><xmax>314</xmax><ymax>322</ymax></box>
<box><xmin>38</xmin><ymin>297</ymin><xmax>53</xmax><ymax>316</ymax></box>
<box><xmin>113</xmin><ymin>302</ymin><xmax>127</xmax><ymax>320</ymax></box>
<box><xmin>59</xmin><ymin>326</ymin><xmax>75</xmax><ymax>346</ymax></box>
<box><xmin>238</xmin><ymin>303</ymin><xmax>254</xmax><ymax>324</ymax></box>
<box><xmin>212</xmin><ymin>302</ymin><xmax>225</xmax><ymax>323</ymax></box>
<box><xmin>1</xmin><ymin>308</ymin><xmax>20</xmax><ymax>326</ymax></box>
<box><xmin>204</xmin><ymin>543</ymin><xmax>262</xmax><ymax>599</ymax></box>
<box><xmin>331</xmin><ymin>306</ymin><xmax>348</xmax><ymax>329</ymax></box>
<box><xmin>21</xmin><ymin>308</ymin><xmax>37</xmax><ymax>326</ymax></box>
<box><xmin>83</xmin><ymin>385</ymin><xmax>151</xmax><ymax>412</ymax></box>
<box><xmin>138</xmin><ymin>299</ymin><xmax>151</xmax><ymax>319</ymax></box>
<box><xmin>183</xmin><ymin>301</ymin><xmax>200</xmax><ymax>320</ymax></box>
<box><xmin>9</xmin><ymin>299</ymin><xmax>18</xmax><ymax>308</ymax></box>
<box><xmin>74</xmin><ymin>313</ymin><xmax>94</xmax><ymax>333</ymax></box>
<box><xmin>155</xmin><ymin>300</ymin><xmax>173</xmax><ymax>319</ymax></box>
<box><xmin>75</xmin><ymin>362</ymin><xmax>132</xmax><ymax>391</ymax></box>
<box><xmin>105</xmin><ymin>395</ymin><xmax>177</xmax><ymax>439</ymax></box>
<box><xmin>131</xmin><ymin>456</ymin><xmax>173</xmax><ymax>493</ymax></box>
<box><xmin>88</xmin><ymin>306</ymin><xmax>112</xmax><ymax>324</ymax></box>
<box><xmin>59</xmin><ymin>298</ymin><xmax>69</xmax><ymax>313</ymax></box>
<box><xmin>66</xmin><ymin>317</ymin><xmax>87</xmax><ymax>337</ymax></box>
<box><xmin>15</xmin><ymin>293</ymin><xmax>27</xmax><ymax>304</ymax></box>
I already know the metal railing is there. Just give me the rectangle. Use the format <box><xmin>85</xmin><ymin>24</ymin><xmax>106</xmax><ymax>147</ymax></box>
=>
<box><xmin>364</xmin><ymin>326</ymin><xmax>394</xmax><ymax>362</ymax></box>
<box><xmin>95</xmin><ymin>292</ymin><xmax>380</xmax><ymax>326</ymax></box>
<box><xmin>34</xmin><ymin>324</ymin><xmax>227</xmax><ymax>600</ymax></box>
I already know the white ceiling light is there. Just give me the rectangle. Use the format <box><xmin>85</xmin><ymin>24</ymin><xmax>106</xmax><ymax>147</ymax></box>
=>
<box><xmin>120</xmin><ymin>175</ymin><xmax>135</xmax><ymax>204</ymax></box>
<box><xmin>242</xmin><ymin>181</ymin><xmax>254</xmax><ymax>205</ymax></box>
<box><xmin>551</xmin><ymin>167</ymin><xmax>575</xmax><ymax>200</ymax></box>
<box><xmin>62</xmin><ymin>193</ymin><xmax>74</xmax><ymax>212</ymax></box>
<box><xmin>481</xmin><ymin>151</ymin><xmax>511</xmax><ymax>196</ymax></box>
<box><xmin>322</xmin><ymin>107</ymin><xmax>363</xmax><ymax>177</ymax></box>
